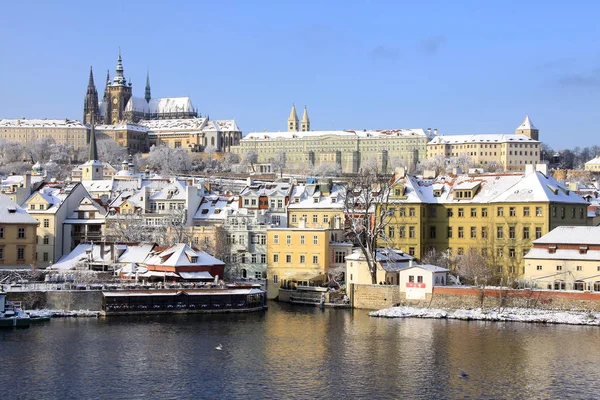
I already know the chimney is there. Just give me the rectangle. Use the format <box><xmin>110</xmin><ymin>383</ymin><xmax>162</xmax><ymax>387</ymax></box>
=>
<box><xmin>535</xmin><ymin>163</ymin><xmax>548</xmax><ymax>176</ymax></box>
<box><xmin>433</xmin><ymin>128</ymin><xmax>438</xmax><ymax>136</ymax></box>
<box><xmin>427</xmin><ymin>128</ymin><xmax>432</xmax><ymax>136</ymax></box>
<box><xmin>409</xmin><ymin>259</ymin><xmax>413</xmax><ymax>268</ymax></box>
<box><xmin>23</xmin><ymin>173</ymin><xmax>31</xmax><ymax>190</ymax></box>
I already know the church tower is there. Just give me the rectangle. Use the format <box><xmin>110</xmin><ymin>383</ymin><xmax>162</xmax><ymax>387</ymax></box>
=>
<box><xmin>301</xmin><ymin>106</ymin><xmax>310</xmax><ymax>132</ymax></box>
<box><xmin>288</xmin><ymin>104</ymin><xmax>299</xmax><ymax>132</ymax></box>
<box><xmin>515</xmin><ymin>115</ymin><xmax>539</xmax><ymax>141</ymax></box>
<box><xmin>83</xmin><ymin>67</ymin><xmax>100</xmax><ymax>125</ymax></box>
<box><xmin>102</xmin><ymin>70</ymin><xmax>111</xmax><ymax>124</ymax></box>
<box><xmin>145</xmin><ymin>70</ymin><xmax>152</xmax><ymax>103</ymax></box>
<box><xmin>81</xmin><ymin>119</ymin><xmax>104</xmax><ymax>181</ymax></box>
<box><xmin>107</xmin><ymin>49</ymin><xmax>133</xmax><ymax>124</ymax></box>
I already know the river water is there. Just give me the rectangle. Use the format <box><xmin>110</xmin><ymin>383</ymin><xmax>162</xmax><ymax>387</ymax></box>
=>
<box><xmin>1</xmin><ymin>302</ymin><xmax>599</xmax><ymax>399</ymax></box>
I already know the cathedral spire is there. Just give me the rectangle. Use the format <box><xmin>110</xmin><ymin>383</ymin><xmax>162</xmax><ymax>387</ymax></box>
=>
<box><xmin>288</xmin><ymin>104</ymin><xmax>299</xmax><ymax>132</ymax></box>
<box><xmin>113</xmin><ymin>47</ymin><xmax>126</xmax><ymax>86</ymax></box>
<box><xmin>88</xmin><ymin>116</ymin><xmax>99</xmax><ymax>162</ymax></box>
<box><xmin>301</xmin><ymin>106</ymin><xmax>310</xmax><ymax>132</ymax></box>
<box><xmin>83</xmin><ymin>67</ymin><xmax>99</xmax><ymax>124</ymax></box>
<box><xmin>145</xmin><ymin>69</ymin><xmax>151</xmax><ymax>103</ymax></box>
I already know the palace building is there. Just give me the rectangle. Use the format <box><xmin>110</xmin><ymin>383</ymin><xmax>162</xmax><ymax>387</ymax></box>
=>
<box><xmin>83</xmin><ymin>50</ymin><xmax>241</xmax><ymax>153</ymax></box>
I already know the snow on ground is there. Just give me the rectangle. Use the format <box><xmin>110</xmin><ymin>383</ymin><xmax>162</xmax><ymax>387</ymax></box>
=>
<box><xmin>27</xmin><ymin>309</ymin><xmax>100</xmax><ymax>318</ymax></box>
<box><xmin>370</xmin><ymin>306</ymin><xmax>600</xmax><ymax>326</ymax></box>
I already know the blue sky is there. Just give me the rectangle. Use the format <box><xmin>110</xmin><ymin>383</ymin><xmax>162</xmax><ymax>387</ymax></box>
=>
<box><xmin>1</xmin><ymin>0</ymin><xmax>599</xmax><ymax>149</ymax></box>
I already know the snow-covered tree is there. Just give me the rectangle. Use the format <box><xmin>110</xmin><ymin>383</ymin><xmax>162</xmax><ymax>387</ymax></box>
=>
<box><xmin>240</xmin><ymin>150</ymin><xmax>258</xmax><ymax>172</ymax></box>
<box><xmin>145</xmin><ymin>144</ymin><xmax>191</xmax><ymax>175</ymax></box>
<box><xmin>97</xmin><ymin>139</ymin><xmax>127</xmax><ymax>165</ymax></box>
<box><xmin>310</xmin><ymin>162</ymin><xmax>342</xmax><ymax>177</ymax></box>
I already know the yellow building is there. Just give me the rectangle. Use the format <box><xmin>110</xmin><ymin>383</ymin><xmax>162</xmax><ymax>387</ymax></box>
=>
<box><xmin>584</xmin><ymin>156</ymin><xmax>600</xmax><ymax>172</ymax></box>
<box><xmin>426</xmin><ymin>116</ymin><xmax>540</xmax><ymax>172</ymax></box>
<box><xmin>95</xmin><ymin>124</ymin><xmax>149</xmax><ymax>153</ymax></box>
<box><xmin>0</xmin><ymin>118</ymin><xmax>88</xmax><ymax>151</ymax></box>
<box><xmin>385</xmin><ymin>165</ymin><xmax>589</xmax><ymax>279</ymax></box>
<box><xmin>266</xmin><ymin>226</ymin><xmax>348</xmax><ymax>299</ymax></box>
<box><xmin>0</xmin><ymin>194</ymin><xmax>38</xmax><ymax>267</ymax></box>
<box><xmin>524</xmin><ymin>226</ymin><xmax>600</xmax><ymax>291</ymax></box>
<box><xmin>287</xmin><ymin>181</ymin><xmax>345</xmax><ymax>233</ymax></box>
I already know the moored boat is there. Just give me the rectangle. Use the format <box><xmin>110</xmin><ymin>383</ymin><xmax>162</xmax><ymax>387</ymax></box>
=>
<box><xmin>0</xmin><ymin>293</ymin><xmax>31</xmax><ymax>328</ymax></box>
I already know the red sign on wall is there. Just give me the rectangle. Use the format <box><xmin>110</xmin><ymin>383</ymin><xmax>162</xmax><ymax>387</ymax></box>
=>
<box><xmin>406</xmin><ymin>282</ymin><xmax>426</xmax><ymax>289</ymax></box>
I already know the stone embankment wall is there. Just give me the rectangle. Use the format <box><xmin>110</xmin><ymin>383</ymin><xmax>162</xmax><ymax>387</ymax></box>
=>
<box><xmin>351</xmin><ymin>284</ymin><xmax>600</xmax><ymax>311</ymax></box>
<box><xmin>7</xmin><ymin>291</ymin><xmax>103</xmax><ymax>311</ymax></box>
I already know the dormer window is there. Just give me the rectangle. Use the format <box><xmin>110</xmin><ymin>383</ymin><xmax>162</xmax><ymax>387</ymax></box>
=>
<box><xmin>295</xmin><ymin>198</ymin><xmax>300</xmax><ymax>203</ymax></box>
<box><xmin>313</xmin><ymin>198</ymin><xmax>319</xmax><ymax>203</ymax></box>
<box><xmin>190</xmin><ymin>256</ymin><xmax>198</xmax><ymax>263</ymax></box>
<box><xmin>433</xmin><ymin>189</ymin><xmax>443</xmax><ymax>197</ymax></box>
<box><xmin>548</xmin><ymin>245</ymin><xmax>557</xmax><ymax>254</ymax></box>
<box><xmin>580</xmin><ymin>246</ymin><xmax>589</xmax><ymax>254</ymax></box>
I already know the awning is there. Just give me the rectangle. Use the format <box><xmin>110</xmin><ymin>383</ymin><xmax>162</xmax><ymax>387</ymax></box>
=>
<box><xmin>178</xmin><ymin>271</ymin><xmax>214</xmax><ymax>280</ymax></box>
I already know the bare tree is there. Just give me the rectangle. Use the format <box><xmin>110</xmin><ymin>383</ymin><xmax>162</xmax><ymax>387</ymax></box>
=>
<box><xmin>310</xmin><ymin>162</ymin><xmax>342</xmax><ymax>177</ymax></box>
<box><xmin>421</xmin><ymin>248</ymin><xmax>454</xmax><ymax>270</ymax></box>
<box><xmin>270</xmin><ymin>150</ymin><xmax>286</xmax><ymax>177</ymax></box>
<box><xmin>145</xmin><ymin>144</ymin><xmax>191</xmax><ymax>175</ymax></box>
<box><xmin>240</xmin><ymin>150</ymin><xmax>258</xmax><ymax>172</ymax></box>
<box><xmin>456</xmin><ymin>248</ymin><xmax>492</xmax><ymax>288</ymax></box>
<box><xmin>343</xmin><ymin>165</ymin><xmax>395</xmax><ymax>284</ymax></box>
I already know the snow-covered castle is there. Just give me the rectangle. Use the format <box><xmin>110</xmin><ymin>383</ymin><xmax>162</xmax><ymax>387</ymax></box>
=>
<box><xmin>83</xmin><ymin>50</ymin><xmax>198</xmax><ymax>125</ymax></box>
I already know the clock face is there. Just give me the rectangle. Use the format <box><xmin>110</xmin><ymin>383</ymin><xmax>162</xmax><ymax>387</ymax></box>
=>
<box><xmin>113</xmin><ymin>98</ymin><xmax>118</xmax><ymax>105</ymax></box>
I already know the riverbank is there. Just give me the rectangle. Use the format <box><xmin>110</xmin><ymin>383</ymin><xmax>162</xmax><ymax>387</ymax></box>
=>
<box><xmin>370</xmin><ymin>306</ymin><xmax>600</xmax><ymax>326</ymax></box>
<box><xmin>26</xmin><ymin>309</ymin><xmax>101</xmax><ymax>318</ymax></box>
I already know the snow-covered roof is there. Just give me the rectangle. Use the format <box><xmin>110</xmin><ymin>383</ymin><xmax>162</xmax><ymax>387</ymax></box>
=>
<box><xmin>125</xmin><ymin>96</ymin><xmax>195</xmax><ymax>115</ymax></box>
<box><xmin>532</xmin><ymin>226</ymin><xmax>600</xmax><ymax>246</ymax></box>
<box><xmin>288</xmin><ymin>183</ymin><xmax>345</xmax><ymax>210</ymax></box>
<box><xmin>585</xmin><ymin>156</ymin><xmax>600</xmax><ymax>166</ymax></box>
<box><xmin>0</xmin><ymin>118</ymin><xmax>86</xmax><ymax>128</ymax></box>
<box><xmin>0</xmin><ymin>194</ymin><xmax>38</xmax><ymax>224</ymax></box>
<box><xmin>400</xmin><ymin>264</ymin><xmax>450</xmax><ymax>273</ymax></box>
<box><xmin>524</xmin><ymin>248</ymin><xmax>600</xmax><ymax>261</ymax></box>
<box><xmin>516</xmin><ymin>115</ymin><xmax>537</xmax><ymax>131</ymax></box>
<box><xmin>144</xmin><ymin>243</ymin><xmax>225</xmax><ymax>267</ymax></box>
<box><xmin>392</xmin><ymin>170</ymin><xmax>587</xmax><ymax>205</ymax></box>
<box><xmin>428</xmin><ymin>133</ymin><xmax>538</xmax><ymax>145</ymax></box>
<box><xmin>137</xmin><ymin>117</ymin><xmax>207</xmax><ymax>131</ymax></box>
<box><xmin>149</xmin><ymin>181</ymin><xmax>187</xmax><ymax>201</ymax></box>
<box><xmin>193</xmin><ymin>195</ymin><xmax>234</xmax><ymax>221</ymax></box>
<box><xmin>51</xmin><ymin>243</ymin><xmax>157</xmax><ymax>270</ymax></box>
<box><xmin>95</xmin><ymin>123</ymin><xmax>148</xmax><ymax>132</ymax></box>
<box><xmin>243</xmin><ymin>128</ymin><xmax>427</xmax><ymax>140</ymax></box>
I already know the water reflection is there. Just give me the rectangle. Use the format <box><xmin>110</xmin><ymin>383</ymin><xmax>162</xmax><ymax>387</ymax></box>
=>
<box><xmin>1</xmin><ymin>304</ymin><xmax>600</xmax><ymax>399</ymax></box>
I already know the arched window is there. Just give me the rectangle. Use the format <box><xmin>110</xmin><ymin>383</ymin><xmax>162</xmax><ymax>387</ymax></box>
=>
<box><xmin>594</xmin><ymin>281</ymin><xmax>600</xmax><ymax>292</ymax></box>
<box><xmin>211</xmin><ymin>137</ymin><xmax>215</xmax><ymax>146</ymax></box>
<box><xmin>573</xmin><ymin>280</ymin><xmax>585</xmax><ymax>291</ymax></box>
<box><xmin>553</xmin><ymin>280</ymin><xmax>565</xmax><ymax>290</ymax></box>
<box><xmin>241</xmin><ymin>269</ymin><xmax>247</xmax><ymax>279</ymax></box>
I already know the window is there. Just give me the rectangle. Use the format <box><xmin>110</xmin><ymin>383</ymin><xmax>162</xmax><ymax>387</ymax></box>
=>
<box><xmin>240</xmin><ymin>254</ymin><xmax>246</xmax><ymax>264</ymax></box>
<box><xmin>273</xmin><ymin>254</ymin><xmax>279</xmax><ymax>263</ymax></box>
<box><xmin>260</xmin><ymin>235</ymin><xmax>267</xmax><ymax>245</ymax></box>
<box><xmin>535</xmin><ymin>227</ymin><xmax>542</xmax><ymax>239</ymax></box>
<box><xmin>482</xmin><ymin>226</ymin><xmax>488</xmax><ymax>239</ymax></box>
<box><xmin>523</xmin><ymin>207</ymin><xmax>530</xmax><ymax>217</ymax></box>
<box><xmin>399</xmin><ymin>208</ymin><xmax>406</xmax><ymax>217</ymax></box>
<box><xmin>255</xmin><ymin>271</ymin><xmax>262</xmax><ymax>279</ymax></box>
<box><xmin>313</xmin><ymin>235</ymin><xmax>318</xmax><ymax>245</ymax></box>
<box><xmin>523</xmin><ymin>226</ymin><xmax>530</xmax><ymax>239</ymax></box>
<box><xmin>457</xmin><ymin>247</ymin><xmax>464</xmax><ymax>255</ymax></box>
<box><xmin>497</xmin><ymin>207</ymin><xmax>504</xmax><ymax>217</ymax></box>
<box><xmin>470</xmin><ymin>226</ymin><xmax>476</xmax><ymax>239</ymax></box>
<box><xmin>286</xmin><ymin>235</ymin><xmax>291</xmax><ymax>245</ymax></box>
<box><xmin>312</xmin><ymin>214</ymin><xmax>318</xmax><ymax>223</ymax></box>
<box><xmin>482</xmin><ymin>208</ymin><xmax>488</xmax><ymax>217</ymax></box>
<box><xmin>409</xmin><ymin>275</ymin><xmax>414</xmax><ymax>282</ymax></box>
<box><xmin>43</xmin><ymin>219</ymin><xmax>50</xmax><ymax>228</ymax></box>
<box><xmin>447</xmin><ymin>226</ymin><xmax>453</xmax><ymax>238</ymax></box>
<box><xmin>458</xmin><ymin>208</ymin><xmax>464</xmax><ymax>217</ymax></box>
<box><xmin>497</xmin><ymin>226</ymin><xmax>503</xmax><ymax>239</ymax></box>
<box><xmin>18</xmin><ymin>227</ymin><xmax>25</xmax><ymax>239</ymax></box>
<box><xmin>323</xmin><ymin>215</ymin><xmax>329</xmax><ymax>223</ymax></box>
<box><xmin>43</xmin><ymin>235</ymin><xmax>49</xmax><ymax>245</ymax></box>
<box><xmin>312</xmin><ymin>255</ymin><xmax>319</xmax><ymax>264</ymax></box>
<box><xmin>409</xmin><ymin>208</ymin><xmax>415</xmax><ymax>217</ymax></box>
<box><xmin>509</xmin><ymin>207</ymin><xmax>516</xmax><ymax>217</ymax></box>
<box><xmin>0</xmin><ymin>247</ymin><xmax>3</xmax><ymax>259</ymax></box>
<box><xmin>0</xmin><ymin>227</ymin><xmax>4</xmax><ymax>238</ymax></box>
<box><xmin>537</xmin><ymin>265</ymin><xmax>542</xmax><ymax>270</ymax></box>
<box><xmin>458</xmin><ymin>227</ymin><xmax>464</xmax><ymax>238</ymax></box>
<box><xmin>300</xmin><ymin>255</ymin><xmax>306</xmax><ymax>264</ymax></box>
<box><xmin>251</xmin><ymin>254</ymin><xmax>257</xmax><ymax>263</ymax></box>
<box><xmin>471</xmin><ymin>208</ymin><xmax>477</xmax><ymax>217</ymax></box>
<box><xmin>429</xmin><ymin>226</ymin><xmax>436</xmax><ymax>239</ymax></box>
<box><xmin>389</xmin><ymin>226</ymin><xmax>395</xmax><ymax>238</ymax></box>
<box><xmin>509</xmin><ymin>248</ymin><xmax>516</xmax><ymax>258</ymax></box>
<box><xmin>409</xmin><ymin>247</ymin><xmax>415</xmax><ymax>256</ymax></box>
<box><xmin>291</xmin><ymin>214</ymin><xmax>297</xmax><ymax>223</ymax></box>
<box><xmin>447</xmin><ymin>209</ymin><xmax>453</xmax><ymax>218</ymax></box>
<box><xmin>417</xmin><ymin>276</ymin><xmax>423</xmax><ymax>283</ymax></box>
<box><xmin>273</xmin><ymin>235</ymin><xmax>279</xmax><ymax>244</ymax></box>
<box><xmin>536</xmin><ymin>207</ymin><xmax>542</xmax><ymax>217</ymax></box>
<box><xmin>571</xmin><ymin>208</ymin><xmax>576</xmax><ymax>218</ymax></box>
<box><xmin>552</xmin><ymin>207</ymin><xmax>557</xmax><ymax>218</ymax></box>
<box><xmin>17</xmin><ymin>248</ymin><xmax>25</xmax><ymax>260</ymax></box>
<box><xmin>409</xmin><ymin>226</ymin><xmax>415</xmax><ymax>238</ymax></box>
<box><xmin>286</xmin><ymin>255</ymin><xmax>292</xmax><ymax>263</ymax></box>
<box><xmin>399</xmin><ymin>226</ymin><xmax>406</xmax><ymax>238</ymax></box>
<box><xmin>577</xmin><ymin>265</ymin><xmax>583</xmax><ymax>271</ymax></box>
<box><xmin>509</xmin><ymin>226</ymin><xmax>516</xmax><ymax>239</ymax></box>
<box><xmin>300</xmin><ymin>235</ymin><xmax>305</xmax><ymax>245</ymax></box>
<box><xmin>334</xmin><ymin>251</ymin><xmax>346</xmax><ymax>263</ymax></box>
<box><xmin>580</xmin><ymin>208</ymin><xmax>585</xmax><ymax>219</ymax></box>
<box><xmin>260</xmin><ymin>254</ymin><xmax>266</xmax><ymax>263</ymax></box>
<box><xmin>273</xmin><ymin>275</ymin><xmax>278</xmax><ymax>284</ymax></box>
<box><xmin>497</xmin><ymin>248</ymin><xmax>503</xmax><ymax>258</ymax></box>
<box><xmin>430</xmin><ymin>208</ymin><xmax>437</xmax><ymax>218</ymax></box>
<box><xmin>556</xmin><ymin>265</ymin><xmax>562</xmax><ymax>271</ymax></box>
